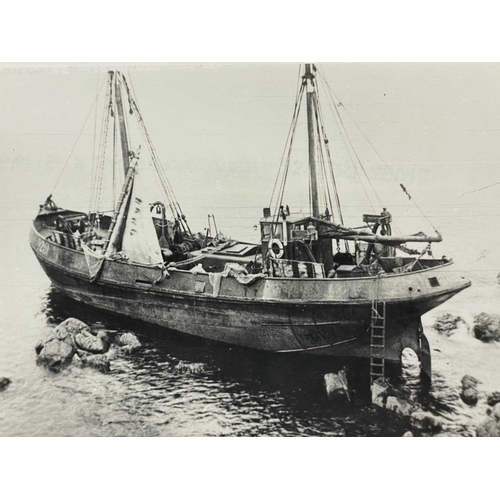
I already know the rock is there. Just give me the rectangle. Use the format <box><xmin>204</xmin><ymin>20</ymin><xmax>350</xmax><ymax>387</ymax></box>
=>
<box><xmin>460</xmin><ymin>375</ymin><xmax>480</xmax><ymax>406</ymax></box>
<box><xmin>75</xmin><ymin>330</ymin><xmax>107</xmax><ymax>354</ymax></box>
<box><xmin>0</xmin><ymin>377</ymin><xmax>11</xmax><ymax>391</ymax></box>
<box><xmin>473</xmin><ymin>312</ymin><xmax>500</xmax><ymax>342</ymax></box>
<box><xmin>386</xmin><ymin>396</ymin><xmax>413</xmax><ymax>417</ymax></box>
<box><xmin>75</xmin><ymin>348</ymin><xmax>89</xmax><ymax>361</ymax></box>
<box><xmin>371</xmin><ymin>378</ymin><xmax>389</xmax><ymax>408</ymax></box>
<box><xmin>117</xmin><ymin>332</ymin><xmax>141</xmax><ymax>353</ymax></box>
<box><xmin>97</xmin><ymin>331</ymin><xmax>111</xmax><ymax>349</ymax></box>
<box><xmin>72</xmin><ymin>352</ymin><xmax>84</xmax><ymax>367</ymax></box>
<box><xmin>410</xmin><ymin>411</ymin><xmax>443</xmax><ymax>433</ymax></box>
<box><xmin>324</xmin><ymin>370</ymin><xmax>350</xmax><ymax>401</ymax></box>
<box><xmin>461</xmin><ymin>387</ymin><xmax>479</xmax><ymax>406</ymax></box>
<box><xmin>402</xmin><ymin>431</ymin><xmax>414</xmax><ymax>437</ymax></box>
<box><xmin>54</xmin><ymin>318</ymin><xmax>91</xmax><ymax>348</ymax></box>
<box><xmin>461</xmin><ymin>374</ymin><xmax>480</xmax><ymax>389</ymax></box>
<box><xmin>433</xmin><ymin>313</ymin><xmax>465</xmax><ymax>337</ymax></box>
<box><xmin>487</xmin><ymin>391</ymin><xmax>500</xmax><ymax>407</ymax></box>
<box><xmin>493</xmin><ymin>403</ymin><xmax>500</xmax><ymax>421</ymax></box>
<box><xmin>82</xmin><ymin>354</ymin><xmax>110</xmax><ymax>373</ymax></box>
<box><xmin>36</xmin><ymin>337</ymin><xmax>75</xmax><ymax>373</ymax></box>
<box><xmin>35</xmin><ymin>339</ymin><xmax>44</xmax><ymax>355</ymax></box>
<box><xmin>174</xmin><ymin>360</ymin><xmax>208</xmax><ymax>375</ymax></box>
<box><xmin>476</xmin><ymin>417</ymin><xmax>500</xmax><ymax>437</ymax></box>
<box><xmin>105</xmin><ymin>346</ymin><xmax>121</xmax><ymax>361</ymax></box>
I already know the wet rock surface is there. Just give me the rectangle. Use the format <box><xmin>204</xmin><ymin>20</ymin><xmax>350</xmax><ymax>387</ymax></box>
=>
<box><xmin>473</xmin><ymin>312</ymin><xmax>500</xmax><ymax>342</ymax></box>
<box><xmin>323</xmin><ymin>370</ymin><xmax>350</xmax><ymax>402</ymax></box>
<box><xmin>487</xmin><ymin>391</ymin><xmax>500</xmax><ymax>407</ymax></box>
<box><xmin>117</xmin><ymin>332</ymin><xmax>142</xmax><ymax>354</ymax></box>
<box><xmin>36</xmin><ymin>318</ymin><xmax>141</xmax><ymax>373</ymax></box>
<box><xmin>36</xmin><ymin>336</ymin><xmax>75</xmax><ymax>373</ymax></box>
<box><xmin>476</xmin><ymin>403</ymin><xmax>500</xmax><ymax>437</ymax></box>
<box><xmin>433</xmin><ymin>313</ymin><xmax>466</xmax><ymax>337</ymax></box>
<box><xmin>386</xmin><ymin>396</ymin><xmax>413</xmax><ymax>417</ymax></box>
<box><xmin>460</xmin><ymin>375</ymin><xmax>481</xmax><ymax>406</ymax></box>
<box><xmin>75</xmin><ymin>330</ymin><xmax>108</xmax><ymax>354</ymax></box>
<box><xmin>174</xmin><ymin>360</ymin><xmax>208</xmax><ymax>375</ymax></box>
<box><xmin>0</xmin><ymin>377</ymin><xmax>11</xmax><ymax>391</ymax></box>
<box><xmin>410</xmin><ymin>411</ymin><xmax>443</xmax><ymax>434</ymax></box>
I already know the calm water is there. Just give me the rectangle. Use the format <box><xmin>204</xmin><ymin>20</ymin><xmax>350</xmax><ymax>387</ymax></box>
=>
<box><xmin>2</xmin><ymin>65</ymin><xmax>500</xmax><ymax>436</ymax></box>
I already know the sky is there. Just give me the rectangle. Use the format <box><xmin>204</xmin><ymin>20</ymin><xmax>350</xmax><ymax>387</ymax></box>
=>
<box><xmin>2</xmin><ymin>62</ymin><xmax>500</xmax><ymax>246</ymax></box>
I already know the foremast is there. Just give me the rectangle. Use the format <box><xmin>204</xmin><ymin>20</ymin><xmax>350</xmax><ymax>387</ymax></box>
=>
<box><xmin>112</xmin><ymin>71</ymin><xmax>131</xmax><ymax>176</ymax></box>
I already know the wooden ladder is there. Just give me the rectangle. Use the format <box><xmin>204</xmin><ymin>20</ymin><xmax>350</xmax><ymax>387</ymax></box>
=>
<box><xmin>370</xmin><ymin>300</ymin><xmax>386</xmax><ymax>385</ymax></box>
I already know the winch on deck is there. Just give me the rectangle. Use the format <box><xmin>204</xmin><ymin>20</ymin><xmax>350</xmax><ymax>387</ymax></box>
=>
<box><xmin>259</xmin><ymin>207</ymin><xmax>447</xmax><ymax>279</ymax></box>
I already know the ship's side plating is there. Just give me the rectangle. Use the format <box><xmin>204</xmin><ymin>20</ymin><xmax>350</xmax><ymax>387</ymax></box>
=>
<box><xmin>30</xmin><ymin>218</ymin><xmax>471</xmax><ymax>368</ymax></box>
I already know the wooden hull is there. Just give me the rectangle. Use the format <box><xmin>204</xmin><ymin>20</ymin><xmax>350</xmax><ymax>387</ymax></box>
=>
<box><xmin>30</xmin><ymin>224</ymin><xmax>471</xmax><ymax>366</ymax></box>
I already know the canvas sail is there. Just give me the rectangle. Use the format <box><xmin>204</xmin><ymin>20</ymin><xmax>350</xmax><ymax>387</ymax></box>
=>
<box><xmin>120</xmin><ymin>164</ymin><xmax>163</xmax><ymax>266</ymax></box>
<box><xmin>106</xmin><ymin>168</ymin><xmax>135</xmax><ymax>257</ymax></box>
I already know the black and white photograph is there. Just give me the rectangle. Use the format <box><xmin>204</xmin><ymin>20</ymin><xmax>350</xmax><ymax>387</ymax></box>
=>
<box><xmin>1</xmin><ymin>61</ymin><xmax>499</xmax><ymax>438</ymax></box>
<box><xmin>1</xmin><ymin>2</ymin><xmax>498</xmax><ymax>497</ymax></box>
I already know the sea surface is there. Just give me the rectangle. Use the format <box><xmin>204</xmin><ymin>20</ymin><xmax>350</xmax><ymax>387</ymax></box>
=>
<box><xmin>1</xmin><ymin>205</ymin><xmax>499</xmax><ymax>437</ymax></box>
<box><xmin>2</xmin><ymin>65</ymin><xmax>500</xmax><ymax>437</ymax></box>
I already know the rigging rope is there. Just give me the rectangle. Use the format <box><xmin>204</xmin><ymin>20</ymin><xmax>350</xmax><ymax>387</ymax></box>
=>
<box><xmin>317</xmin><ymin>69</ymin><xmax>440</xmax><ymax>234</ymax></box>
<box><xmin>52</xmin><ymin>78</ymin><xmax>106</xmax><ymax>197</ymax></box>
<box><xmin>271</xmin><ymin>81</ymin><xmax>306</xmax><ymax>222</ymax></box>
<box><xmin>314</xmin><ymin>84</ymin><xmax>346</xmax><ymax>227</ymax></box>
<box><xmin>462</xmin><ymin>180</ymin><xmax>500</xmax><ymax>195</ymax></box>
<box><xmin>92</xmin><ymin>75</ymin><xmax>114</xmax><ymax>213</ymax></box>
<box><xmin>123</xmin><ymin>72</ymin><xmax>192</xmax><ymax>234</ymax></box>
<box><xmin>269</xmin><ymin>67</ymin><xmax>305</xmax><ymax>209</ymax></box>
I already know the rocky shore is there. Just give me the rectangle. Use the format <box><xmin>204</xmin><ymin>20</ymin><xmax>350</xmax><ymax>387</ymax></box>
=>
<box><xmin>35</xmin><ymin>317</ymin><xmax>141</xmax><ymax>373</ymax></box>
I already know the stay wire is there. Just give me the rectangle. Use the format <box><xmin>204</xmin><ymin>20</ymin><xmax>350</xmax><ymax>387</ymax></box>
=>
<box><xmin>94</xmin><ymin>78</ymin><xmax>114</xmax><ymax>213</ymax></box>
<box><xmin>89</xmin><ymin>74</ymin><xmax>100</xmax><ymax>212</ymax></box>
<box><xmin>124</xmin><ymin>72</ymin><xmax>185</xmax><ymax>226</ymax></box>
<box><xmin>124</xmin><ymin>73</ymin><xmax>177</xmax><ymax>204</ymax></box>
<box><xmin>269</xmin><ymin>69</ymin><xmax>305</xmax><ymax>208</ymax></box>
<box><xmin>273</xmin><ymin>83</ymin><xmax>305</xmax><ymax>220</ymax></box>
<box><xmin>321</xmin><ymin>79</ymin><xmax>376</xmax><ymax>212</ymax></box>
<box><xmin>52</xmin><ymin>78</ymin><xmax>106</xmax><ymax>197</ymax></box>
<box><xmin>317</xmin><ymin>69</ymin><xmax>439</xmax><ymax>234</ymax></box>
<box><xmin>91</xmin><ymin>75</ymin><xmax>113</xmax><ymax>213</ymax></box>
<box><xmin>314</xmin><ymin>84</ymin><xmax>345</xmax><ymax>225</ymax></box>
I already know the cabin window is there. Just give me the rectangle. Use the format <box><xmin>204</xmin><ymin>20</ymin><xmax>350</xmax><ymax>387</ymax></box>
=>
<box><xmin>261</xmin><ymin>223</ymin><xmax>283</xmax><ymax>241</ymax></box>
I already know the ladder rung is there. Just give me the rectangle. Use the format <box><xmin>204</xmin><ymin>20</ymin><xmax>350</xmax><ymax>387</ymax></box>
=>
<box><xmin>371</xmin><ymin>300</ymin><xmax>386</xmax><ymax>385</ymax></box>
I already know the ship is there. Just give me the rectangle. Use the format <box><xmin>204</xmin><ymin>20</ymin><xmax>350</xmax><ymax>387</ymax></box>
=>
<box><xmin>30</xmin><ymin>64</ymin><xmax>471</xmax><ymax>383</ymax></box>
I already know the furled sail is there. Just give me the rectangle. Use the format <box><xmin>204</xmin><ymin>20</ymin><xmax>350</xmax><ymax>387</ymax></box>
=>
<box><xmin>106</xmin><ymin>167</ymin><xmax>135</xmax><ymax>256</ymax></box>
<box><xmin>120</xmin><ymin>163</ymin><xmax>163</xmax><ymax>266</ymax></box>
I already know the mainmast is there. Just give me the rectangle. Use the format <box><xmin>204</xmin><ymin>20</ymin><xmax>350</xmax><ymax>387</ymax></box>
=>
<box><xmin>113</xmin><ymin>71</ymin><xmax>131</xmax><ymax>175</ymax></box>
<box><xmin>305</xmin><ymin>63</ymin><xmax>320</xmax><ymax>218</ymax></box>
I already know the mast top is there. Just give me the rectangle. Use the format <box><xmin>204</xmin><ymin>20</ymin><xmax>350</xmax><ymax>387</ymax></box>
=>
<box><xmin>303</xmin><ymin>64</ymin><xmax>317</xmax><ymax>90</ymax></box>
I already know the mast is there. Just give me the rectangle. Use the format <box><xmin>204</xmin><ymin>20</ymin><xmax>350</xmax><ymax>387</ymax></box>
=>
<box><xmin>113</xmin><ymin>71</ymin><xmax>131</xmax><ymax>175</ymax></box>
<box><xmin>305</xmin><ymin>63</ymin><xmax>320</xmax><ymax>218</ymax></box>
